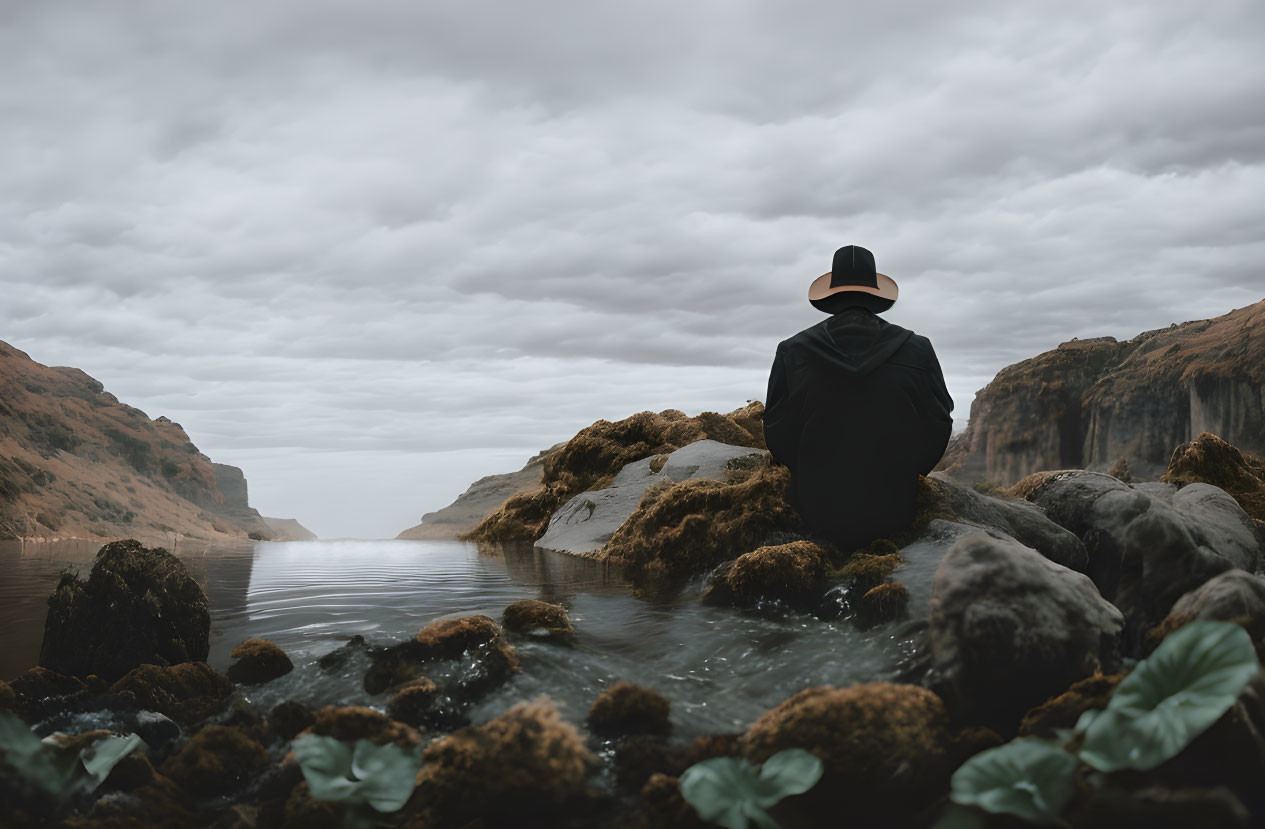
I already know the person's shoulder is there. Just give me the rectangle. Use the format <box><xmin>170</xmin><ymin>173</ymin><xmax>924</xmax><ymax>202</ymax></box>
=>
<box><xmin>777</xmin><ymin>319</ymin><xmax>831</xmax><ymax>351</ymax></box>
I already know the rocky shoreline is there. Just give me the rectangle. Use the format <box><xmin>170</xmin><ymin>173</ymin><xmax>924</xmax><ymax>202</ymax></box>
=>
<box><xmin>4</xmin><ymin>415</ymin><xmax>1265</xmax><ymax>826</ymax></box>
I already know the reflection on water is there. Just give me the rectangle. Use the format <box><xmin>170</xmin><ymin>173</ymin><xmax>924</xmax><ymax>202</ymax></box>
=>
<box><xmin>3</xmin><ymin>538</ymin><xmax>912</xmax><ymax>737</ymax></box>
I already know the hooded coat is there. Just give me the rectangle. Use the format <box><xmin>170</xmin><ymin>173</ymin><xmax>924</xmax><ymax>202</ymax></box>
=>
<box><xmin>763</xmin><ymin>307</ymin><xmax>954</xmax><ymax>552</ymax></box>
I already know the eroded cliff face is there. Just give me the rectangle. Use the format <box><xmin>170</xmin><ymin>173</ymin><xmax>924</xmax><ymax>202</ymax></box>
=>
<box><xmin>0</xmin><ymin>340</ymin><xmax>275</xmax><ymax>541</ymax></box>
<box><xmin>943</xmin><ymin>299</ymin><xmax>1265</xmax><ymax>485</ymax></box>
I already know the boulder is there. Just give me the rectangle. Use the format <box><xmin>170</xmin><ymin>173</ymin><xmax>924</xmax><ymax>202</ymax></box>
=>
<box><xmin>415</xmin><ymin>697</ymin><xmax>600</xmax><ymax>827</ymax></box>
<box><xmin>1147</xmin><ymin>569</ymin><xmax>1265</xmax><ymax>657</ymax></box>
<box><xmin>304</xmin><ymin>705</ymin><xmax>421</xmax><ymax>748</ymax></box>
<box><xmin>226</xmin><ymin>638</ymin><xmax>294</xmax><ymax>686</ymax></box>
<box><xmin>385</xmin><ymin>678</ymin><xmax>447</xmax><ymax>730</ymax></box>
<box><xmin>109</xmin><ymin>663</ymin><xmax>233</xmax><ymax>727</ymax></box>
<box><xmin>536</xmin><ymin>440</ymin><xmax>768</xmax><ymax>555</ymax></box>
<box><xmin>39</xmin><ymin>539</ymin><xmax>210</xmax><ymax>682</ymax></box>
<box><xmin>1014</xmin><ymin>471</ymin><xmax>1260</xmax><ymax>641</ymax></box>
<box><xmin>853</xmin><ymin>582</ymin><xmax>910</xmax><ymax>628</ymax></box>
<box><xmin>0</xmin><ymin>681</ymin><xmax>14</xmax><ymax>712</ymax></box>
<box><xmin>501</xmin><ymin>599</ymin><xmax>575</xmax><ymax>642</ymax></box>
<box><xmin>1163</xmin><ymin>432</ymin><xmax>1265</xmax><ymax>524</ymax></box>
<box><xmin>269</xmin><ymin>701</ymin><xmax>316</xmax><ymax>742</ymax></box>
<box><xmin>7</xmin><ymin>665</ymin><xmax>87</xmax><ymax>703</ymax></box>
<box><xmin>744</xmin><ymin>683</ymin><xmax>951</xmax><ymax>825</ymax></box>
<box><xmin>160</xmin><ymin>724</ymin><xmax>269</xmax><ymax>799</ymax></box>
<box><xmin>721</xmin><ymin>541</ymin><xmax>828</xmax><ymax>609</ymax></box>
<box><xmin>587</xmin><ymin>682</ymin><xmax>671</xmax><ymax>739</ymax></box>
<box><xmin>363</xmin><ymin>615</ymin><xmax>519</xmax><ymax>700</ymax></box>
<box><xmin>926</xmin><ymin>532</ymin><xmax>1123</xmax><ymax>733</ymax></box>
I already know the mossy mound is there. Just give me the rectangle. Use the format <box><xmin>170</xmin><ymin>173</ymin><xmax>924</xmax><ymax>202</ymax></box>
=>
<box><xmin>227</xmin><ymin>638</ymin><xmax>294</xmax><ymax>686</ymax></box>
<box><xmin>415</xmin><ymin>697</ymin><xmax>600</xmax><ymax>826</ymax></box>
<box><xmin>109</xmin><ymin>663</ymin><xmax>233</xmax><ymax>727</ymax></box>
<box><xmin>724</xmin><ymin>541</ymin><xmax>828</xmax><ymax>608</ymax></box>
<box><xmin>364</xmin><ymin>615</ymin><xmax>520</xmax><ymax>697</ymax></box>
<box><xmin>587</xmin><ymin>681</ymin><xmax>671</xmax><ymax>739</ymax></box>
<box><xmin>1163</xmin><ymin>432</ymin><xmax>1265</xmax><ymax>523</ymax></box>
<box><xmin>836</xmin><ymin>551</ymin><xmax>903</xmax><ymax>595</ymax></box>
<box><xmin>602</xmin><ymin>461</ymin><xmax>801</xmax><ymax>587</ymax></box>
<box><xmin>0</xmin><ymin>681</ymin><xmax>14</xmax><ymax>712</ymax></box>
<box><xmin>744</xmin><ymin>683</ymin><xmax>951</xmax><ymax>824</ymax></box>
<box><xmin>854</xmin><ymin>582</ymin><xmax>910</xmax><ymax>628</ymax></box>
<box><xmin>1018</xmin><ymin>671</ymin><xmax>1127</xmax><ymax>739</ymax></box>
<box><xmin>465</xmin><ymin>405</ymin><xmax>765</xmax><ymax>543</ymax></box>
<box><xmin>269</xmin><ymin>701</ymin><xmax>315</xmax><ymax>742</ymax></box>
<box><xmin>305</xmin><ymin>705</ymin><xmax>420</xmax><ymax>748</ymax></box>
<box><xmin>385</xmin><ymin>678</ymin><xmax>442</xmax><ymax>729</ymax></box>
<box><xmin>501</xmin><ymin>599</ymin><xmax>575</xmax><ymax>642</ymax></box>
<box><xmin>40</xmin><ymin>539</ymin><xmax>210</xmax><ymax>683</ymax></box>
<box><xmin>8</xmin><ymin>666</ymin><xmax>87</xmax><ymax>705</ymax></box>
<box><xmin>160</xmin><ymin>724</ymin><xmax>269</xmax><ymax>799</ymax></box>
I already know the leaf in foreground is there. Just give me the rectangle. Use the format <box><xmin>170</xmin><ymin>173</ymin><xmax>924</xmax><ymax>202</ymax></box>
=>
<box><xmin>680</xmin><ymin>749</ymin><xmax>822</xmax><ymax>829</ymax></box>
<box><xmin>949</xmin><ymin>738</ymin><xmax>1078</xmax><ymax>825</ymax></box>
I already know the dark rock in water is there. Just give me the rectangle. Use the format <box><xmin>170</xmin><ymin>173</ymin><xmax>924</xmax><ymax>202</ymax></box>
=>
<box><xmin>30</xmin><ymin>700</ymin><xmax>182</xmax><ymax>758</ymax></box>
<box><xmin>853</xmin><ymin>581</ymin><xmax>910</xmax><ymax>628</ymax></box>
<box><xmin>926</xmin><ymin>532</ymin><xmax>1123</xmax><ymax>733</ymax></box>
<box><xmin>363</xmin><ymin>615</ymin><xmax>518</xmax><ymax>700</ymax></box>
<box><xmin>316</xmin><ymin>635</ymin><xmax>367</xmax><ymax>672</ymax></box>
<box><xmin>415</xmin><ymin>698</ymin><xmax>601</xmax><ymax>827</ymax></box>
<box><xmin>160</xmin><ymin>724</ymin><xmax>270</xmax><ymax>800</ymax></box>
<box><xmin>1019</xmin><ymin>672</ymin><xmax>1127</xmax><ymax>739</ymax></box>
<box><xmin>1014</xmin><ymin>470</ymin><xmax>1259</xmax><ymax>642</ymax></box>
<box><xmin>0</xmin><ymin>681</ymin><xmax>14</xmax><ymax>712</ymax></box>
<box><xmin>385</xmin><ymin>678</ymin><xmax>456</xmax><ymax>730</ymax></box>
<box><xmin>8</xmin><ymin>665</ymin><xmax>86</xmax><ymax>705</ymax></box>
<box><xmin>1147</xmin><ymin>569</ymin><xmax>1265</xmax><ymax>658</ymax></box>
<box><xmin>587</xmin><ymin>681</ymin><xmax>671</xmax><ymax>739</ymax></box>
<box><xmin>501</xmin><ymin>599</ymin><xmax>575</xmax><ymax>642</ymax></box>
<box><xmin>269</xmin><ymin>701</ymin><xmax>315</xmax><ymax>742</ymax></box>
<box><xmin>39</xmin><ymin>539</ymin><xmax>210</xmax><ymax>682</ymax></box>
<box><xmin>109</xmin><ymin>663</ymin><xmax>233</xmax><ymax>729</ymax></box>
<box><xmin>282</xmin><ymin>782</ymin><xmax>343</xmax><ymax>829</ymax></box>
<box><xmin>744</xmin><ymin>683</ymin><xmax>951</xmax><ymax>826</ymax></box>
<box><xmin>305</xmin><ymin>705</ymin><xmax>421</xmax><ymax>748</ymax></box>
<box><xmin>226</xmin><ymin>638</ymin><xmax>294</xmax><ymax>686</ymax></box>
<box><xmin>719</xmin><ymin>541</ymin><xmax>828</xmax><ymax>610</ymax></box>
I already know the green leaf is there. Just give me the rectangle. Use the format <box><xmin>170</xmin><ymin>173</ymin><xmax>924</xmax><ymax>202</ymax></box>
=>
<box><xmin>294</xmin><ymin>734</ymin><xmax>360</xmax><ymax>803</ymax></box>
<box><xmin>933</xmin><ymin>804</ymin><xmax>988</xmax><ymax>829</ymax></box>
<box><xmin>950</xmin><ymin>738</ymin><xmax>1078</xmax><ymax>825</ymax></box>
<box><xmin>754</xmin><ymin>749</ymin><xmax>823</xmax><ymax>806</ymax></box>
<box><xmin>680</xmin><ymin>750</ymin><xmax>823</xmax><ymax>829</ymax></box>
<box><xmin>350</xmin><ymin>740</ymin><xmax>422</xmax><ymax>813</ymax></box>
<box><xmin>1079</xmin><ymin>620</ymin><xmax>1259</xmax><ymax>772</ymax></box>
<box><xmin>79</xmin><ymin>734</ymin><xmax>145</xmax><ymax>788</ymax></box>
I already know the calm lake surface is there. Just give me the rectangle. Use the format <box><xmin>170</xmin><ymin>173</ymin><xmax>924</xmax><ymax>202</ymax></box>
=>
<box><xmin>0</xmin><ymin>539</ymin><xmax>915</xmax><ymax>737</ymax></box>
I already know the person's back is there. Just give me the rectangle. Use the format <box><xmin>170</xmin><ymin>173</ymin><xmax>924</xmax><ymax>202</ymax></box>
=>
<box><xmin>764</xmin><ymin>246</ymin><xmax>953</xmax><ymax>552</ymax></box>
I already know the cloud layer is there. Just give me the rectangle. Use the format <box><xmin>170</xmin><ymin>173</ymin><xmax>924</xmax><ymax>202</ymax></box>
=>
<box><xmin>2</xmin><ymin>1</ymin><xmax>1262</xmax><ymax>537</ymax></box>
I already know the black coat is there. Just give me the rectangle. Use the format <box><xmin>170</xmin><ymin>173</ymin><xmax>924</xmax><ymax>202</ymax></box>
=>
<box><xmin>763</xmin><ymin>308</ymin><xmax>954</xmax><ymax>552</ymax></box>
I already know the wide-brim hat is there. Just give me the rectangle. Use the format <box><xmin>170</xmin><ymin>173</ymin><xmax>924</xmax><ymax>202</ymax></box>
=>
<box><xmin>809</xmin><ymin>245</ymin><xmax>898</xmax><ymax>313</ymax></box>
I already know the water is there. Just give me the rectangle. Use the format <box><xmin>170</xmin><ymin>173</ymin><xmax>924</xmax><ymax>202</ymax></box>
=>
<box><xmin>1</xmin><ymin>538</ymin><xmax>915</xmax><ymax>738</ymax></box>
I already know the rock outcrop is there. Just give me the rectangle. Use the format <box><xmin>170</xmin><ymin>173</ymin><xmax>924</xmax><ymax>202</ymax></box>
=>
<box><xmin>39</xmin><ymin>539</ymin><xmax>211</xmax><ymax>682</ymax></box>
<box><xmin>942</xmin><ymin>299</ymin><xmax>1265</xmax><ymax>486</ymax></box>
<box><xmin>261</xmin><ymin>516</ymin><xmax>318</xmax><ymax>541</ymax></box>
<box><xmin>0</xmin><ymin>339</ymin><xmax>304</xmax><ymax>541</ymax></box>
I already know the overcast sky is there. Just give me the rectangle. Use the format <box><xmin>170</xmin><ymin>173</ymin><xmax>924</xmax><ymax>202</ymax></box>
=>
<box><xmin>2</xmin><ymin>1</ymin><xmax>1262</xmax><ymax>539</ymax></box>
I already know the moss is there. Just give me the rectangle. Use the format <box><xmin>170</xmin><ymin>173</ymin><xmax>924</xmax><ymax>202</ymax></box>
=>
<box><xmin>835</xmin><ymin>552</ymin><xmax>903</xmax><ymax>595</ymax></box>
<box><xmin>744</xmin><ymin>683</ymin><xmax>951</xmax><ymax>823</ymax></box>
<box><xmin>281</xmin><ymin>782</ymin><xmax>343</xmax><ymax>829</ymax></box>
<box><xmin>724</xmin><ymin>541</ymin><xmax>828</xmax><ymax>608</ymax></box>
<box><xmin>227</xmin><ymin>638</ymin><xmax>294</xmax><ymax>686</ymax></box>
<box><xmin>1008</xmin><ymin>470</ymin><xmax>1067</xmax><ymax>502</ymax></box>
<box><xmin>109</xmin><ymin>663</ymin><xmax>233</xmax><ymax>727</ymax></box>
<box><xmin>269</xmin><ymin>701</ymin><xmax>315</xmax><ymax>742</ymax></box>
<box><xmin>587</xmin><ymin>682</ymin><xmax>672</xmax><ymax>739</ymax></box>
<box><xmin>639</xmin><ymin>773</ymin><xmax>705</xmax><ymax>828</ymax></box>
<box><xmin>1162</xmin><ymin>432</ymin><xmax>1265</xmax><ymax>522</ymax></box>
<box><xmin>385</xmin><ymin>678</ymin><xmax>441</xmax><ymax>729</ymax></box>
<box><xmin>602</xmin><ymin>461</ymin><xmax>801</xmax><ymax>588</ymax></box>
<box><xmin>415</xmin><ymin>697</ymin><xmax>600</xmax><ymax>826</ymax></box>
<box><xmin>1108</xmin><ymin>456</ymin><xmax>1134</xmax><ymax>483</ymax></box>
<box><xmin>161</xmin><ymin>725</ymin><xmax>269</xmax><ymax>799</ymax></box>
<box><xmin>305</xmin><ymin>705</ymin><xmax>421</xmax><ymax>748</ymax></box>
<box><xmin>8</xmin><ymin>665</ymin><xmax>87</xmax><ymax>703</ymax></box>
<box><xmin>462</xmin><ymin>485</ymin><xmax>563</xmax><ymax>543</ymax></box>
<box><xmin>853</xmin><ymin>582</ymin><xmax>910</xmax><ymax>628</ymax></box>
<box><xmin>1017</xmin><ymin>672</ymin><xmax>1128</xmax><ymax>740</ymax></box>
<box><xmin>0</xmin><ymin>681</ymin><xmax>15</xmax><ymax>713</ymax></box>
<box><xmin>501</xmin><ymin>599</ymin><xmax>575</xmax><ymax>641</ymax></box>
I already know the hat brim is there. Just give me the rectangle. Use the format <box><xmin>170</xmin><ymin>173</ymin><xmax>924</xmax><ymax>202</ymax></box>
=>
<box><xmin>808</xmin><ymin>271</ymin><xmax>899</xmax><ymax>303</ymax></box>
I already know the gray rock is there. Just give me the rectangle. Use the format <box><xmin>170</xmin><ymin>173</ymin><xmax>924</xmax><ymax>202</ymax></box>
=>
<box><xmin>1160</xmin><ymin>569</ymin><xmax>1265</xmax><ymax>630</ymax></box>
<box><xmin>1021</xmin><ymin>471</ymin><xmax>1260</xmax><ymax>642</ymax></box>
<box><xmin>535</xmin><ymin>439</ymin><xmax>766</xmax><ymax>555</ymax></box>
<box><xmin>926</xmin><ymin>532</ymin><xmax>1123</xmax><ymax>732</ymax></box>
<box><xmin>892</xmin><ymin>520</ymin><xmax>993</xmax><ymax>622</ymax></box>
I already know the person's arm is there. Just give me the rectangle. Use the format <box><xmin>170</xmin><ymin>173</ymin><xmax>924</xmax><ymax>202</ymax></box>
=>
<box><xmin>917</xmin><ymin>340</ymin><xmax>954</xmax><ymax>474</ymax></box>
<box><xmin>763</xmin><ymin>345</ymin><xmax>798</xmax><ymax>470</ymax></box>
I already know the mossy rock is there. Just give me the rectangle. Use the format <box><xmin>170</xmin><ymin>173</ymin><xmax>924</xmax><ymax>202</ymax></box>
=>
<box><xmin>587</xmin><ymin>681</ymin><xmax>671</xmax><ymax>739</ymax></box>
<box><xmin>161</xmin><ymin>725</ymin><xmax>269</xmax><ymax>799</ymax></box>
<box><xmin>227</xmin><ymin>638</ymin><xmax>294</xmax><ymax>686</ymax></box>
<box><xmin>304</xmin><ymin>705</ymin><xmax>420</xmax><ymax>749</ymax></box>
<box><xmin>724</xmin><ymin>541</ymin><xmax>828</xmax><ymax>608</ymax></box>
<box><xmin>1018</xmin><ymin>672</ymin><xmax>1127</xmax><ymax>739</ymax></box>
<box><xmin>853</xmin><ymin>581</ymin><xmax>910</xmax><ymax>628</ymax></box>
<box><xmin>1163</xmin><ymin>432</ymin><xmax>1265</xmax><ymax>522</ymax></box>
<box><xmin>501</xmin><ymin>599</ymin><xmax>575</xmax><ymax>642</ymax></box>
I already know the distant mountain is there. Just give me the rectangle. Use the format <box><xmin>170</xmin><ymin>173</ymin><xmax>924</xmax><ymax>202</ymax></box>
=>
<box><xmin>0</xmin><ymin>340</ymin><xmax>303</xmax><ymax>542</ymax></box>
<box><xmin>262</xmin><ymin>516</ymin><xmax>318</xmax><ymax>542</ymax></box>
<box><xmin>942</xmin><ymin>299</ymin><xmax>1265</xmax><ymax>485</ymax></box>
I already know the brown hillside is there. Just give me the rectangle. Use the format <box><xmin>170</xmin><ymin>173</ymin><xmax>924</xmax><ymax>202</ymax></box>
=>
<box><xmin>0</xmin><ymin>340</ymin><xmax>270</xmax><ymax>541</ymax></box>
<box><xmin>943</xmin><ymin>299</ymin><xmax>1265</xmax><ymax>485</ymax></box>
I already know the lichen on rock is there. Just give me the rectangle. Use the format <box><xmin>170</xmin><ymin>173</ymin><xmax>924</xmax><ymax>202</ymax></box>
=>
<box><xmin>1163</xmin><ymin>432</ymin><xmax>1265</xmax><ymax>524</ymax></box>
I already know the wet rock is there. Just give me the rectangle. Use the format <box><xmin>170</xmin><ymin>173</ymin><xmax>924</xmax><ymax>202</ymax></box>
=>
<box><xmin>1163</xmin><ymin>432</ymin><xmax>1265</xmax><ymax>524</ymax></box>
<box><xmin>227</xmin><ymin>638</ymin><xmax>294</xmax><ymax>686</ymax></box>
<box><xmin>722</xmin><ymin>541</ymin><xmax>828</xmax><ymax>609</ymax></box>
<box><xmin>385</xmin><ymin>678</ymin><xmax>448</xmax><ymax>730</ymax></box>
<box><xmin>161</xmin><ymin>724</ymin><xmax>270</xmax><ymax>800</ymax></box>
<box><xmin>536</xmin><ymin>439</ymin><xmax>769</xmax><ymax>555</ymax></box>
<box><xmin>1147</xmin><ymin>569</ymin><xmax>1265</xmax><ymax>658</ymax></box>
<box><xmin>926</xmin><ymin>532</ymin><xmax>1123</xmax><ymax>733</ymax></box>
<box><xmin>1015</xmin><ymin>470</ymin><xmax>1260</xmax><ymax>641</ymax></box>
<box><xmin>1018</xmin><ymin>672</ymin><xmax>1127</xmax><ymax>739</ymax></box>
<box><xmin>101</xmin><ymin>752</ymin><xmax>158</xmax><ymax>793</ymax></box>
<box><xmin>8</xmin><ymin>665</ymin><xmax>86</xmax><ymax>703</ymax></box>
<box><xmin>0</xmin><ymin>681</ymin><xmax>14</xmax><ymax>712</ymax></box>
<box><xmin>640</xmin><ymin>772</ymin><xmax>705</xmax><ymax>828</ymax></box>
<box><xmin>40</xmin><ymin>539</ymin><xmax>210</xmax><ymax>683</ymax></box>
<box><xmin>363</xmin><ymin>615</ymin><xmax>518</xmax><ymax>699</ymax></box>
<box><xmin>744</xmin><ymin>683</ymin><xmax>951</xmax><ymax>825</ymax></box>
<box><xmin>414</xmin><ymin>697</ymin><xmax>601</xmax><ymax>827</ymax></box>
<box><xmin>316</xmin><ymin>635</ymin><xmax>367</xmax><ymax>672</ymax></box>
<box><xmin>602</xmin><ymin>460</ymin><xmax>802</xmax><ymax>588</ymax></box>
<box><xmin>110</xmin><ymin>663</ymin><xmax>233</xmax><ymax>727</ymax></box>
<box><xmin>614</xmin><ymin>734</ymin><xmax>743</xmax><ymax>795</ymax></box>
<box><xmin>587</xmin><ymin>682</ymin><xmax>671</xmax><ymax>739</ymax></box>
<box><xmin>305</xmin><ymin>705</ymin><xmax>420</xmax><ymax>748</ymax></box>
<box><xmin>61</xmin><ymin>772</ymin><xmax>195</xmax><ymax>828</ymax></box>
<box><xmin>853</xmin><ymin>581</ymin><xmax>910</xmax><ymax>628</ymax></box>
<box><xmin>269</xmin><ymin>701</ymin><xmax>315</xmax><ymax>742</ymax></box>
<box><xmin>281</xmin><ymin>782</ymin><xmax>343</xmax><ymax>829</ymax></box>
<box><xmin>501</xmin><ymin>599</ymin><xmax>576</xmax><ymax>642</ymax></box>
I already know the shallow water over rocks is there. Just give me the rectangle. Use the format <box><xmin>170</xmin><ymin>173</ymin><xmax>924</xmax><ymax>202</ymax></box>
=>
<box><xmin>3</xmin><ymin>538</ymin><xmax>917</xmax><ymax>738</ymax></box>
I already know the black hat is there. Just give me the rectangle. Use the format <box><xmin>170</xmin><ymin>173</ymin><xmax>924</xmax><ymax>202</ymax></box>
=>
<box><xmin>808</xmin><ymin>245</ymin><xmax>899</xmax><ymax>314</ymax></box>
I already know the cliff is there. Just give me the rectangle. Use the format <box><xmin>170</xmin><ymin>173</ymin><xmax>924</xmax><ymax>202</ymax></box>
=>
<box><xmin>0</xmin><ymin>340</ymin><xmax>290</xmax><ymax>542</ymax></box>
<box><xmin>943</xmin><ymin>299</ymin><xmax>1265</xmax><ymax>485</ymax></box>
